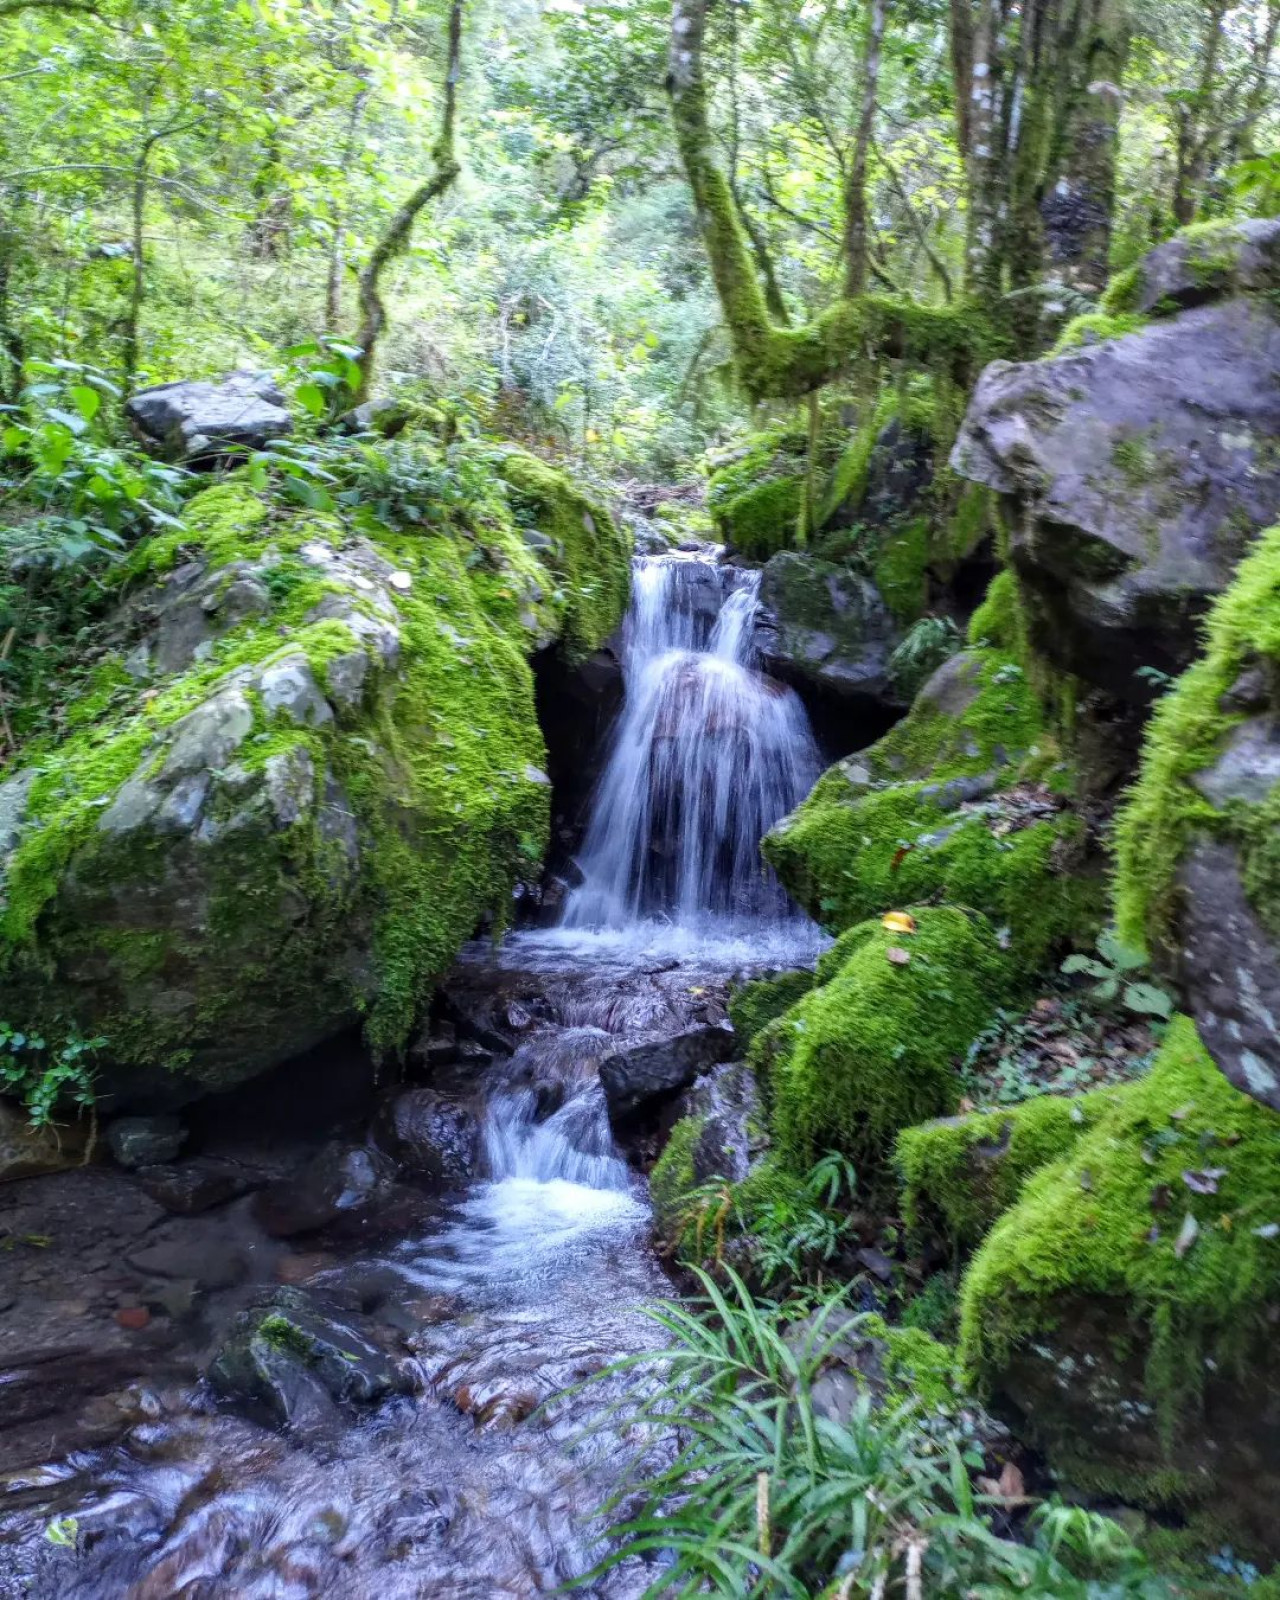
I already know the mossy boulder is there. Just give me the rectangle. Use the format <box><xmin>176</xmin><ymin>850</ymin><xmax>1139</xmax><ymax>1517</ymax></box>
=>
<box><xmin>0</xmin><ymin>445</ymin><xmax>630</xmax><ymax>1103</ymax></box>
<box><xmin>952</xmin><ymin>224</ymin><xmax>1280</xmax><ymax>702</ymax></box>
<box><xmin>764</xmin><ymin>640</ymin><xmax>1093</xmax><ymax>975</ymax></box>
<box><xmin>1114</xmin><ymin>524</ymin><xmax>1280</xmax><ymax>1108</ymax></box>
<box><xmin>761</xmin><ymin>906</ymin><xmax>1009</xmax><ymax>1174</ymax></box>
<box><xmin>958</xmin><ymin>1017</ymin><xmax>1280</xmax><ymax>1552</ymax></box>
<box><xmin>727</xmin><ymin>968</ymin><xmax>816</xmax><ymax>1053</ymax></box>
<box><xmin>755</xmin><ymin>551</ymin><xmax>901</xmax><ymax>709</ymax></box>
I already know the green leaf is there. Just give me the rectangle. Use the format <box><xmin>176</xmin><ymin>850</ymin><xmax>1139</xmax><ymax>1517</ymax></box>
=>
<box><xmin>296</xmin><ymin>382</ymin><xmax>326</xmax><ymax>417</ymax></box>
<box><xmin>70</xmin><ymin>386</ymin><xmax>101</xmax><ymax>423</ymax></box>
<box><xmin>1123</xmin><ymin>982</ymin><xmax>1174</xmax><ymax>1020</ymax></box>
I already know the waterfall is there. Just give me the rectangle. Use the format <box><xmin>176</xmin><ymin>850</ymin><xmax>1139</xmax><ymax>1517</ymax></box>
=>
<box><xmin>563</xmin><ymin>552</ymin><xmax>822</xmax><ymax>935</ymax></box>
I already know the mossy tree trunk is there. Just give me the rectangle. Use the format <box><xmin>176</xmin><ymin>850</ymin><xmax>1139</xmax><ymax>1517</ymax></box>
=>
<box><xmin>351</xmin><ymin>0</ymin><xmax>464</xmax><ymax>406</ymax></box>
<box><xmin>841</xmin><ymin>0</ymin><xmax>886</xmax><ymax>299</ymax></box>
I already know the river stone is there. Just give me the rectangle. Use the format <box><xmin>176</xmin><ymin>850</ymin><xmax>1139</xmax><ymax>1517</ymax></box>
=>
<box><xmin>135</xmin><ymin>1156</ymin><xmax>266</xmax><ymax>1215</ymax></box>
<box><xmin>755</xmin><ymin>552</ymin><xmax>901</xmax><ymax>707</ymax></box>
<box><xmin>1189</xmin><ymin>717</ymin><xmax>1280</xmax><ymax>808</ymax></box>
<box><xmin>598</xmin><ymin>1021</ymin><xmax>736</xmax><ymax>1119</ymax></box>
<box><xmin>126</xmin><ymin>1234</ymin><xmax>247</xmax><ymax>1290</ymax></box>
<box><xmin>681</xmin><ymin>1061</ymin><xmax>765</xmax><ymax>1186</ymax></box>
<box><xmin>207</xmin><ymin>1287</ymin><xmax>414</xmax><ymax>1432</ymax></box>
<box><xmin>253</xmin><ymin>1143</ymin><xmax>399</xmax><ymax>1238</ymax></box>
<box><xmin>374</xmin><ymin>1088</ymin><xmax>480</xmax><ymax>1187</ymax></box>
<box><xmin>951</xmin><ymin>296</ymin><xmax>1280</xmax><ymax>699</ymax></box>
<box><xmin>1177</xmin><ymin>838</ymin><xmax>1280</xmax><ymax>1109</ymax></box>
<box><xmin>106</xmin><ymin>1115</ymin><xmax>186</xmax><ymax>1169</ymax></box>
<box><xmin>126</xmin><ymin>371</ymin><xmax>293</xmax><ymax>464</ymax></box>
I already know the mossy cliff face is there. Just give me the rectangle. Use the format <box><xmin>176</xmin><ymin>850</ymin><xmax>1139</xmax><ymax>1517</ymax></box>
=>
<box><xmin>952</xmin><ymin>221</ymin><xmax>1280</xmax><ymax>703</ymax></box>
<box><xmin>1114</xmin><ymin>523</ymin><xmax>1280</xmax><ymax>1109</ymax></box>
<box><xmin>956</xmin><ymin>1017</ymin><xmax>1280</xmax><ymax>1552</ymax></box>
<box><xmin>0</xmin><ymin>444</ymin><xmax>630</xmax><ymax>1101</ymax></box>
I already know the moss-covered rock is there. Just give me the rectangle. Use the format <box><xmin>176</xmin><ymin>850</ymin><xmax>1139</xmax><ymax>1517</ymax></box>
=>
<box><xmin>1114</xmin><ymin>523</ymin><xmax>1280</xmax><ymax>1108</ymax></box>
<box><xmin>897</xmin><ymin>1088</ymin><xmax>1123</xmax><ymax>1251</ymax></box>
<box><xmin>764</xmin><ymin>641</ymin><xmax>1093</xmax><ymax>975</ymax></box>
<box><xmin>0</xmin><ymin>443</ymin><xmax>630</xmax><ymax>1101</ymax></box>
<box><xmin>761</xmin><ymin>906</ymin><xmax>1009</xmax><ymax>1174</ymax></box>
<box><xmin>958</xmin><ymin>1017</ymin><xmax>1280</xmax><ymax>1552</ymax></box>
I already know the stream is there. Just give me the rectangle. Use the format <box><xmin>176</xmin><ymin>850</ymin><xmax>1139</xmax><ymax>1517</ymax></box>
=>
<box><xmin>0</xmin><ymin>549</ymin><xmax>828</xmax><ymax>1597</ymax></box>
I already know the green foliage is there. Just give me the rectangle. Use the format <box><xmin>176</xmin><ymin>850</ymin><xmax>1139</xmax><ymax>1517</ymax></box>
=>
<box><xmin>1060</xmin><ymin>928</ymin><xmax>1175</xmax><ymax>1021</ymax></box>
<box><xmin>0</xmin><ymin>1019</ymin><xmax>101</xmax><ymax>1128</ymax></box>
<box><xmin>887</xmin><ymin>614</ymin><xmax>962</xmax><ymax>698</ymax></box>
<box><xmin>749</xmin><ymin>1151</ymin><xmax>859</xmax><ymax>1288</ymax></box>
<box><xmin>582</xmin><ymin>1269</ymin><xmax>1173</xmax><ymax>1598</ymax></box>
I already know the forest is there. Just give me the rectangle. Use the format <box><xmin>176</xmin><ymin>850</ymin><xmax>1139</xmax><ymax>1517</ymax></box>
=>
<box><xmin>2</xmin><ymin>0</ymin><xmax>1280</xmax><ymax>1595</ymax></box>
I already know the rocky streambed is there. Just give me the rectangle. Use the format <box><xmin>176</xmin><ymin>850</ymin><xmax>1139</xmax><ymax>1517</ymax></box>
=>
<box><xmin>0</xmin><ymin>926</ymin><xmax>819</xmax><ymax>1598</ymax></box>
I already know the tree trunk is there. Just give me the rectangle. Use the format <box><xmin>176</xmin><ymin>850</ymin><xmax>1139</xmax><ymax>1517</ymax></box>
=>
<box><xmin>326</xmin><ymin>85</ymin><xmax>371</xmax><ymax>332</ymax></box>
<box><xmin>963</xmin><ymin>0</ymin><xmax>1006</xmax><ymax>300</ymax></box>
<box><xmin>1040</xmin><ymin>0</ymin><xmax>1129</xmax><ymax>294</ymax></box>
<box><xmin>1172</xmin><ymin>0</ymin><xmax>1227</xmax><ymax>226</ymax></box>
<box><xmin>842</xmin><ymin>0</ymin><xmax>886</xmax><ymax>298</ymax></box>
<box><xmin>351</xmin><ymin>0</ymin><xmax>464</xmax><ymax>405</ymax></box>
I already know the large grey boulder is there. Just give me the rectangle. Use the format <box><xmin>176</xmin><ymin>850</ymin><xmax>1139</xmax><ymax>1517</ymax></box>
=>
<box><xmin>126</xmin><ymin>371</ymin><xmax>292</xmax><ymax>463</ymax></box>
<box><xmin>755</xmin><ymin>552</ymin><xmax>901</xmax><ymax>707</ymax></box>
<box><xmin>1122</xmin><ymin>218</ymin><xmax>1280</xmax><ymax>316</ymax></box>
<box><xmin>952</xmin><ymin>293</ymin><xmax>1280</xmax><ymax>700</ymax></box>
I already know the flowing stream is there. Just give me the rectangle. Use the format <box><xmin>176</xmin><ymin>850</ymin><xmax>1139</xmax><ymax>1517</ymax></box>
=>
<box><xmin>0</xmin><ymin>548</ymin><xmax>827</xmax><ymax>1597</ymax></box>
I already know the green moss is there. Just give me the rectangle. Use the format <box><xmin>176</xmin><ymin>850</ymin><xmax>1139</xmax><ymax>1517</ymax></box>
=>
<box><xmin>0</xmin><ymin>449</ymin><xmax>628</xmax><ymax>1085</ymax></box>
<box><xmin>959</xmin><ymin>1017</ymin><xmax>1280</xmax><ymax>1452</ymax></box>
<box><xmin>872</xmin><ymin>514</ymin><xmax>932</xmax><ymax>623</ymax></box>
<box><xmin>762</xmin><ymin>906</ymin><xmax>1009</xmax><ymax>1174</ymax></box>
<box><xmin>966</xmin><ymin>570</ymin><xmax>1022</xmax><ymax>653</ymax></box>
<box><xmin>494</xmin><ymin>446</ymin><xmax>631</xmax><ymax>661</ymax></box>
<box><xmin>859</xmin><ymin>1314</ymin><xmax>962</xmax><ymax>1412</ymax></box>
<box><xmin>1051</xmin><ymin>310</ymin><xmax>1148</xmax><ymax>354</ymax></box>
<box><xmin>715</xmin><ymin>475</ymin><xmax>803</xmax><ymax>561</ymax></box>
<box><xmin>258</xmin><ymin>1313</ymin><xmax>317</xmax><ymax>1360</ymax></box>
<box><xmin>897</xmin><ymin>1087</ymin><xmax>1123</xmax><ymax>1250</ymax></box>
<box><xmin>728</xmin><ymin>968</ymin><xmax>816</xmax><ymax>1053</ymax></box>
<box><xmin>1114</xmin><ymin>523</ymin><xmax>1280</xmax><ymax>959</ymax></box>
<box><xmin>649</xmin><ymin>1114</ymin><xmax>706</xmax><ymax>1239</ymax></box>
<box><xmin>1101</xmin><ymin>261</ymin><xmax>1146</xmax><ymax>316</ymax></box>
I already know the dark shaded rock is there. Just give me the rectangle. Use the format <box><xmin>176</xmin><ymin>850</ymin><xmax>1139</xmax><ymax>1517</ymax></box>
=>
<box><xmin>756</xmin><ymin>552</ymin><xmax>901</xmax><ymax>707</ymax></box>
<box><xmin>860</xmin><ymin>416</ymin><xmax>934</xmax><ymax>525</ymax></box>
<box><xmin>952</xmin><ymin>297</ymin><xmax>1280</xmax><ymax>699</ymax></box>
<box><xmin>1177</xmin><ymin>837</ymin><xmax>1280</xmax><ymax>1109</ymax></box>
<box><xmin>135</xmin><ymin>1156</ymin><xmax>267</xmax><ymax>1215</ymax></box>
<box><xmin>681</xmin><ymin>1061</ymin><xmax>764</xmax><ymax>1186</ymax></box>
<box><xmin>599</xmin><ymin>1022</ymin><xmax>736</xmax><ymax>1118</ymax></box>
<box><xmin>253</xmin><ymin>1143</ymin><xmax>398</xmax><ymax>1238</ymax></box>
<box><xmin>0</xmin><ymin>1100</ymin><xmax>91</xmax><ymax>1183</ymax></box>
<box><xmin>206</xmin><ymin>1287</ymin><xmax>413</xmax><ymax>1431</ymax></box>
<box><xmin>126</xmin><ymin>371</ymin><xmax>292</xmax><ymax>463</ymax></box>
<box><xmin>126</xmin><ymin>1236</ymin><xmax>247</xmax><ymax>1291</ymax></box>
<box><xmin>1129</xmin><ymin>218</ymin><xmax>1280</xmax><ymax>315</ymax></box>
<box><xmin>374</xmin><ymin>1088</ymin><xmax>480</xmax><ymax>1187</ymax></box>
<box><xmin>106</xmin><ymin>1114</ymin><xmax>186</xmax><ymax>1169</ymax></box>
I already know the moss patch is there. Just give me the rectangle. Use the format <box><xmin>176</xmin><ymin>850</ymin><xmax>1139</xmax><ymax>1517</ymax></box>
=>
<box><xmin>762</xmin><ymin>907</ymin><xmax>1009</xmax><ymax>1175</ymax></box>
<box><xmin>959</xmin><ymin>1017</ymin><xmax>1280</xmax><ymax>1455</ymax></box>
<box><xmin>1114</xmin><ymin>523</ymin><xmax>1280</xmax><ymax>958</ymax></box>
<box><xmin>728</xmin><ymin>969</ymin><xmax>816</xmax><ymax>1054</ymax></box>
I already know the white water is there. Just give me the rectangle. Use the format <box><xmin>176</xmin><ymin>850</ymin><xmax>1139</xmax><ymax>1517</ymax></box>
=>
<box><xmin>563</xmin><ymin>552</ymin><xmax>823</xmax><ymax>940</ymax></box>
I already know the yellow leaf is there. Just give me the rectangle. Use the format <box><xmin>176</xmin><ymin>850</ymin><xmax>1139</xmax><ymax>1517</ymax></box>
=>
<box><xmin>882</xmin><ymin>911</ymin><xmax>918</xmax><ymax>936</ymax></box>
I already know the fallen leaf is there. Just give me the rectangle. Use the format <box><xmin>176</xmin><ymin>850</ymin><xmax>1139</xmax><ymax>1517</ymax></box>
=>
<box><xmin>882</xmin><ymin>911</ymin><xmax>918</xmax><ymax>935</ymax></box>
<box><xmin>890</xmin><ymin>846</ymin><xmax>913</xmax><ymax>873</ymax></box>
<box><xmin>1181</xmin><ymin>1167</ymin><xmax>1227</xmax><ymax>1196</ymax></box>
<box><xmin>1174</xmin><ymin>1212</ymin><xmax>1200</xmax><ymax>1260</ymax></box>
<box><xmin>115</xmin><ymin>1307</ymin><xmax>150</xmax><ymax>1331</ymax></box>
<box><xmin>958</xmin><ymin>1096</ymin><xmax>976</xmax><ymax>1114</ymax></box>
<box><xmin>886</xmin><ymin>947</ymin><xmax>912</xmax><ymax>966</ymax></box>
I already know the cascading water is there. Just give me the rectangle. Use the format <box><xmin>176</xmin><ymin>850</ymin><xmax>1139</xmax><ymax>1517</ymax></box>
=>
<box><xmin>564</xmin><ymin>553</ymin><xmax>822</xmax><ymax>936</ymax></box>
<box><xmin>0</xmin><ymin>544</ymin><xmax>831</xmax><ymax>1600</ymax></box>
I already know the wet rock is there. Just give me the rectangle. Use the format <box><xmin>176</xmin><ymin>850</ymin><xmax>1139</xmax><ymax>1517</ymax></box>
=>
<box><xmin>755</xmin><ymin>552</ymin><xmax>901</xmax><ymax>707</ymax></box>
<box><xmin>0</xmin><ymin>1100</ymin><xmax>91</xmax><ymax>1183</ymax></box>
<box><xmin>106</xmin><ymin>1115</ymin><xmax>186</xmax><ymax>1170</ymax></box>
<box><xmin>126</xmin><ymin>371</ymin><xmax>292</xmax><ymax>463</ymax></box>
<box><xmin>374</xmin><ymin>1088</ymin><xmax>480</xmax><ymax>1187</ymax></box>
<box><xmin>680</xmin><ymin>1062</ymin><xmax>765</xmax><ymax>1186</ymax></box>
<box><xmin>339</xmin><ymin>397</ymin><xmax>412</xmax><ymax>437</ymax></box>
<box><xmin>253</xmin><ymin>1143</ymin><xmax>398</xmax><ymax>1238</ymax></box>
<box><xmin>952</xmin><ymin>295</ymin><xmax>1280</xmax><ymax>699</ymax></box>
<box><xmin>125</xmin><ymin>1236</ymin><xmax>248</xmax><ymax>1291</ymax></box>
<box><xmin>599</xmin><ymin>1021</ymin><xmax>736</xmax><ymax>1119</ymax></box>
<box><xmin>135</xmin><ymin>1156</ymin><xmax>267</xmax><ymax>1215</ymax></box>
<box><xmin>1177</xmin><ymin>838</ymin><xmax>1280</xmax><ymax>1109</ymax></box>
<box><xmin>206</xmin><ymin>1287</ymin><xmax>414</xmax><ymax>1431</ymax></box>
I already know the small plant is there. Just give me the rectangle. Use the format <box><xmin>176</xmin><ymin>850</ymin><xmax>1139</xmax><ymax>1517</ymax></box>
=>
<box><xmin>1061</xmin><ymin>928</ymin><xmax>1174</xmax><ymax>1021</ymax></box>
<box><xmin>752</xmin><ymin>1150</ymin><xmax>859</xmax><ymax>1288</ymax></box>
<box><xmin>888</xmin><ymin>615</ymin><xmax>962</xmax><ymax>699</ymax></box>
<box><xmin>0</xmin><ymin>1022</ymin><xmax>101</xmax><ymax>1130</ymax></box>
<box><xmin>580</xmin><ymin>1270</ymin><xmax>1174</xmax><ymax>1597</ymax></box>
